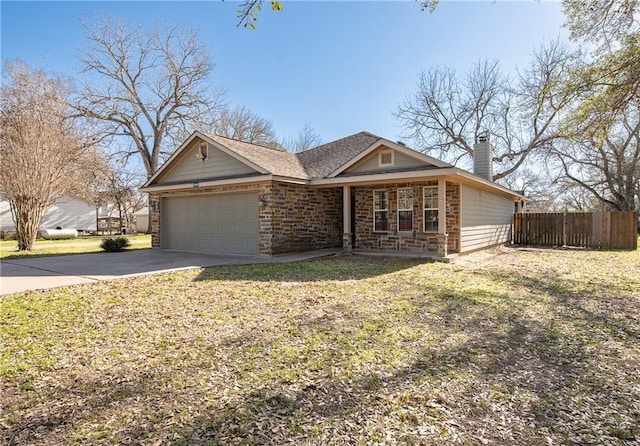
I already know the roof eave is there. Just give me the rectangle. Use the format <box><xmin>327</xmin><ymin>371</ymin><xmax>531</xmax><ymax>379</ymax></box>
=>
<box><xmin>140</xmin><ymin>174</ymin><xmax>273</xmax><ymax>193</ymax></box>
<box><xmin>271</xmin><ymin>175</ymin><xmax>310</xmax><ymax>184</ymax></box>
<box><xmin>312</xmin><ymin>167</ymin><xmax>526</xmax><ymax>200</ymax></box>
<box><xmin>313</xmin><ymin>168</ymin><xmax>457</xmax><ymax>186</ymax></box>
<box><xmin>452</xmin><ymin>169</ymin><xmax>527</xmax><ymax>200</ymax></box>
<box><xmin>326</xmin><ymin>137</ymin><xmax>450</xmax><ymax>178</ymax></box>
<box><xmin>140</xmin><ymin>174</ymin><xmax>310</xmax><ymax>193</ymax></box>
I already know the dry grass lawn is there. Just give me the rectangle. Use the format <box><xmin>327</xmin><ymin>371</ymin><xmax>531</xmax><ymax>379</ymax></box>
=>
<box><xmin>0</xmin><ymin>234</ymin><xmax>151</xmax><ymax>260</ymax></box>
<box><xmin>1</xmin><ymin>245</ymin><xmax>639</xmax><ymax>445</ymax></box>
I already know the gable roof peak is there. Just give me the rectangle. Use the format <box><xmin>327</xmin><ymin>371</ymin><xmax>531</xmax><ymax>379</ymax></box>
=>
<box><xmin>295</xmin><ymin>131</ymin><xmax>381</xmax><ymax>179</ymax></box>
<box><xmin>201</xmin><ymin>132</ymin><xmax>308</xmax><ymax>179</ymax></box>
<box><xmin>295</xmin><ymin>131</ymin><xmax>380</xmax><ymax>154</ymax></box>
<box><xmin>359</xmin><ymin>130</ymin><xmax>383</xmax><ymax>139</ymax></box>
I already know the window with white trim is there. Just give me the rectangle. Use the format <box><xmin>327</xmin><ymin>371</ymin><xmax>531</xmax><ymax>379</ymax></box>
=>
<box><xmin>423</xmin><ymin>186</ymin><xmax>438</xmax><ymax>232</ymax></box>
<box><xmin>373</xmin><ymin>190</ymin><xmax>389</xmax><ymax>232</ymax></box>
<box><xmin>397</xmin><ymin>188</ymin><xmax>414</xmax><ymax>232</ymax></box>
<box><xmin>378</xmin><ymin>149</ymin><xmax>394</xmax><ymax>167</ymax></box>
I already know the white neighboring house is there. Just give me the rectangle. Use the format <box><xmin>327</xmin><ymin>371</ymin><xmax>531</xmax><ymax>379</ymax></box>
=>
<box><xmin>133</xmin><ymin>207</ymin><xmax>149</xmax><ymax>233</ymax></box>
<box><xmin>0</xmin><ymin>196</ymin><xmax>97</xmax><ymax>233</ymax></box>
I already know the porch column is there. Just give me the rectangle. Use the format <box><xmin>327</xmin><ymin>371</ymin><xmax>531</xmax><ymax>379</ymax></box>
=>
<box><xmin>437</xmin><ymin>179</ymin><xmax>448</xmax><ymax>258</ymax></box>
<box><xmin>343</xmin><ymin>185</ymin><xmax>352</xmax><ymax>254</ymax></box>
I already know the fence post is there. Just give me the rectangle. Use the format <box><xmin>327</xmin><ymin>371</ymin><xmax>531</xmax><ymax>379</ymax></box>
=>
<box><xmin>604</xmin><ymin>212</ymin><xmax>611</xmax><ymax>249</ymax></box>
<box><xmin>633</xmin><ymin>212</ymin><xmax>638</xmax><ymax>249</ymax></box>
<box><xmin>592</xmin><ymin>213</ymin><xmax>598</xmax><ymax>248</ymax></box>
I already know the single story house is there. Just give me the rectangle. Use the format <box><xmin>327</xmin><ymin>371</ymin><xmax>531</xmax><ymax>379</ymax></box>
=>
<box><xmin>140</xmin><ymin>131</ymin><xmax>525</xmax><ymax>259</ymax></box>
<box><xmin>0</xmin><ymin>196</ymin><xmax>97</xmax><ymax>234</ymax></box>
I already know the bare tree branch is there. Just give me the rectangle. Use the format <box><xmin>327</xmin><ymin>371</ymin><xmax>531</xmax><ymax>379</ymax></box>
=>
<box><xmin>281</xmin><ymin>123</ymin><xmax>323</xmax><ymax>153</ymax></box>
<box><xmin>553</xmin><ymin>101</ymin><xmax>640</xmax><ymax>211</ymax></box>
<box><xmin>76</xmin><ymin>19</ymin><xmax>225</xmax><ymax>180</ymax></box>
<box><xmin>0</xmin><ymin>61</ymin><xmax>105</xmax><ymax>250</ymax></box>
<box><xmin>198</xmin><ymin>105</ymin><xmax>278</xmax><ymax>147</ymax></box>
<box><xmin>396</xmin><ymin>40</ymin><xmax>578</xmax><ymax>183</ymax></box>
<box><xmin>94</xmin><ymin>160</ymin><xmax>147</xmax><ymax>232</ymax></box>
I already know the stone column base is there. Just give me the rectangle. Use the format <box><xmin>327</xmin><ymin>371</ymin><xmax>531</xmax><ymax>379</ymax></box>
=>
<box><xmin>343</xmin><ymin>233</ymin><xmax>353</xmax><ymax>254</ymax></box>
<box><xmin>437</xmin><ymin>234</ymin><xmax>448</xmax><ymax>258</ymax></box>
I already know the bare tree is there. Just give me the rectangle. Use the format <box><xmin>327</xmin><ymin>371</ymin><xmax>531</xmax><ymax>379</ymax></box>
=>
<box><xmin>555</xmin><ymin>178</ymin><xmax>610</xmax><ymax>211</ymax></box>
<box><xmin>204</xmin><ymin>105</ymin><xmax>277</xmax><ymax>146</ymax></box>
<box><xmin>554</xmin><ymin>101</ymin><xmax>640</xmax><ymax>211</ymax></box>
<box><xmin>96</xmin><ymin>163</ymin><xmax>147</xmax><ymax>233</ymax></box>
<box><xmin>0</xmin><ymin>62</ymin><xmax>103</xmax><ymax>250</ymax></box>
<box><xmin>76</xmin><ymin>19</ymin><xmax>224</xmax><ymax>180</ymax></box>
<box><xmin>396</xmin><ymin>41</ymin><xmax>579</xmax><ymax>183</ymax></box>
<box><xmin>281</xmin><ymin>122</ymin><xmax>323</xmax><ymax>152</ymax></box>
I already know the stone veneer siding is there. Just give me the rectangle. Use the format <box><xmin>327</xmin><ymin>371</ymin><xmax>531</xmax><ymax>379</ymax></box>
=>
<box><xmin>149</xmin><ymin>181</ymin><xmax>342</xmax><ymax>255</ymax></box>
<box><xmin>352</xmin><ymin>181</ymin><xmax>460</xmax><ymax>253</ymax></box>
<box><xmin>265</xmin><ymin>182</ymin><xmax>343</xmax><ymax>255</ymax></box>
<box><xmin>150</xmin><ymin>193</ymin><xmax>161</xmax><ymax>248</ymax></box>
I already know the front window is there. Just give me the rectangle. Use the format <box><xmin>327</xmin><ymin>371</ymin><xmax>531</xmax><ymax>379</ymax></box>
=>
<box><xmin>423</xmin><ymin>186</ymin><xmax>438</xmax><ymax>232</ymax></box>
<box><xmin>373</xmin><ymin>190</ymin><xmax>389</xmax><ymax>232</ymax></box>
<box><xmin>397</xmin><ymin>188</ymin><xmax>414</xmax><ymax>232</ymax></box>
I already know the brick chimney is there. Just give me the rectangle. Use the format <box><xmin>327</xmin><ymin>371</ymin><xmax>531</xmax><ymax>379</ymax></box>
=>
<box><xmin>473</xmin><ymin>134</ymin><xmax>493</xmax><ymax>181</ymax></box>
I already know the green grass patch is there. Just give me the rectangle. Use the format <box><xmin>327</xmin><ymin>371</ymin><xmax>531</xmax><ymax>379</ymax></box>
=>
<box><xmin>0</xmin><ymin>234</ymin><xmax>151</xmax><ymax>259</ymax></box>
<box><xmin>1</xmin><ymin>248</ymin><xmax>639</xmax><ymax>445</ymax></box>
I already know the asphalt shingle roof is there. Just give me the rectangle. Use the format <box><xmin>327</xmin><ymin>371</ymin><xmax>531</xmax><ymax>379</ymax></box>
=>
<box><xmin>205</xmin><ymin>134</ymin><xmax>310</xmax><ymax>179</ymax></box>
<box><xmin>146</xmin><ymin>131</ymin><xmax>521</xmax><ymax>200</ymax></box>
<box><xmin>295</xmin><ymin>131</ymin><xmax>381</xmax><ymax>179</ymax></box>
<box><xmin>206</xmin><ymin>131</ymin><xmax>382</xmax><ymax>180</ymax></box>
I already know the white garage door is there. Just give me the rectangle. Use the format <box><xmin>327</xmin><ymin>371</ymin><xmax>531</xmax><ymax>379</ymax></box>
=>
<box><xmin>162</xmin><ymin>192</ymin><xmax>258</xmax><ymax>254</ymax></box>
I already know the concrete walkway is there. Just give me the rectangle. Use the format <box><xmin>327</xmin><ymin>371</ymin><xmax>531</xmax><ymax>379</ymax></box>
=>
<box><xmin>0</xmin><ymin>248</ymin><xmax>339</xmax><ymax>296</ymax></box>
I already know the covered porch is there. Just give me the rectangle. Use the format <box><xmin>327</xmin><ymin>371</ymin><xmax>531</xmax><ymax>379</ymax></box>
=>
<box><xmin>340</xmin><ymin>178</ymin><xmax>459</xmax><ymax>259</ymax></box>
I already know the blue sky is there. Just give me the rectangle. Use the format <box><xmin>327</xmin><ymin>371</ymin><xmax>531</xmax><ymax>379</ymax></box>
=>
<box><xmin>1</xmin><ymin>0</ymin><xmax>569</xmax><ymax>145</ymax></box>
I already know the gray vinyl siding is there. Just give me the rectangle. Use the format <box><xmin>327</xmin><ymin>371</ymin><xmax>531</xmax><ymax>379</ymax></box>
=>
<box><xmin>1</xmin><ymin>197</ymin><xmax>95</xmax><ymax>232</ymax></box>
<box><xmin>344</xmin><ymin>147</ymin><xmax>431</xmax><ymax>174</ymax></box>
<box><xmin>0</xmin><ymin>199</ymin><xmax>12</xmax><ymax>232</ymax></box>
<box><xmin>460</xmin><ymin>184</ymin><xmax>514</xmax><ymax>253</ymax></box>
<box><xmin>158</xmin><ymin>141</ymin><xmax>256</xmax><ymax>184</ymax></box>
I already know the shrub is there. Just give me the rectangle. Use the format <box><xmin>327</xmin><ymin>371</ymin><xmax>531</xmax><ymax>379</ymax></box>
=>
<box><xmin>100</xmin><ymin>237</ymin><xmax>131</xmax><ymax>252</ymax></box>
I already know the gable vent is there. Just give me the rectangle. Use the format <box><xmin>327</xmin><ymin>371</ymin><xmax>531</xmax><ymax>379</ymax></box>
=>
<box><xmin>379</xmin><ymin>149</ymin><xmax>394</xmax><ymax>167</ymax></box>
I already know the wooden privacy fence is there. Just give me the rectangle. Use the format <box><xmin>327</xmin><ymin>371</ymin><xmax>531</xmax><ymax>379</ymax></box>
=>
<box><xmin>513</xmin><ymin>212</ymin><xmax>638</xmax><ymax>250</ymax></box>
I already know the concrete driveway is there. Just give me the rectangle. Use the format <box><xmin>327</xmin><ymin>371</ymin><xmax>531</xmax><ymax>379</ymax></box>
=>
<box><xmin>0</xmin><ymin>249</ymin><xmax>338</xmax><ymax>296</ymax></box>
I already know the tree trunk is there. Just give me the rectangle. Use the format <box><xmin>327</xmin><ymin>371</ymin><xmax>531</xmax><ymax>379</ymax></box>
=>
<box><xmin>117</xmin><ymin>198</ymin><xmax>124</xmax><ymax>235</ymax></box>
<box><xmin>10</xmin><ymin>196</ymin><xmax>47</xmax><ymax>251</ymax></box>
